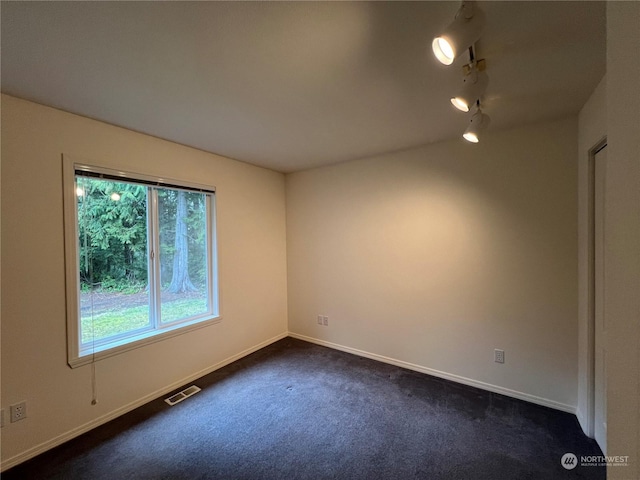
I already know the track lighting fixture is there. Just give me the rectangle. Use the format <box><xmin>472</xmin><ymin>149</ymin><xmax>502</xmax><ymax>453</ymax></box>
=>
<box><xmin>431</xmin><ymin>1</ymin><xmax>491</xmax><ymax>143</ymax></box>
<box><xmin>450</xmin><ymin>62</ymin><xmax>488</xmax><ymax>112</ymax></box>
<box><xmin>463</xmin><ymin>106</ymin><xmax>490</xmax><ymax>143</ymax></box>
<box><xmin>432</xmin><ymin>1</ymin><xmax>485</xmax><ymax>66</ymax></box>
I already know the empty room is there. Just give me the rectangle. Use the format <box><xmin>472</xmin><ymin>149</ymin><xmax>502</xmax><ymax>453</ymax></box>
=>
<box><xmin>1</xmin><ymin>1</ymin><xmax>638</xmax><ymax>479</ymax></box>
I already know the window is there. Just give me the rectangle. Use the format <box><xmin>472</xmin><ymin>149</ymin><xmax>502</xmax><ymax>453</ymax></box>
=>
<box><xmin>63</xmin><ymin>157</ymin><xmax>219</xmax><ymax>367</ymax></box>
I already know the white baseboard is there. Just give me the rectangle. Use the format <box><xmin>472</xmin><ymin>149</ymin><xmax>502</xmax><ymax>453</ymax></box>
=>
<box><xmin>0</xmin><ymin>332</ymin><xmax>288</xmax><ymax>472</ymax></box>
<box><xmin>288</xmin><ymin>332</ymin><xmax>577</xmax><ymax>415</ymax></box>
<box><xmin>2</xmin><ymin>330</ymin><xmax>577</xmax><ymax>471</ymax></box>
<box><xmin>576</xmin><ymin>407</ymin><xmax>595</xmax><ymax>439</ymax></box>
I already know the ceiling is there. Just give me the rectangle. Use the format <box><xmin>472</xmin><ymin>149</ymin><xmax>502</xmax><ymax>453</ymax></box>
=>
<box><xmin>1</xmin><ymin>1</ymin><xmax>606</xmax><ymax>173</ymax></box>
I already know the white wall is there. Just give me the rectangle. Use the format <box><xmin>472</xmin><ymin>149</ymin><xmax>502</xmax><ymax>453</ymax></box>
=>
<box><xmin>0</xmin><ymin>95</ymin><xmax>288</xmax><ymax>468</ymax></box>
<box><xmin>576</xmin><ymin>76</ymin><xmax>606</xmax><ymax>435</ymax></box>
<box><xmin>606</xmin><ymin>2</ymin><xmax>640</xmax><ymax>477</ymax></box>
<box><xmin>286</xmin><ymin>117</ymin><xmax>579</xmax><ymax>410</ymax></box>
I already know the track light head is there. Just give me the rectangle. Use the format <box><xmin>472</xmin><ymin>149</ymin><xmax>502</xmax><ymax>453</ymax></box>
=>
<box><xmin>450</xmin><ymin>65</ymin><xmax>489</xmax><ymax>112</ymax></box>
<box><xmin>432</xmin><ymin>1</ymin><xmax>486</xmax><ymax>66</ymax></box>
<box><xmin>432</xmin><ymin>37</ymin><xmax>456</xmax><ymax>65</ymax></box>
<box><xmin>463</xmin><ymin>108</ymin><xmax>490</xmax><ymax>143</ymax></box>
<box><xmin>451</xmin><ymin>97</ymin><xmax>470</xmax><ymax>112</ymax></box>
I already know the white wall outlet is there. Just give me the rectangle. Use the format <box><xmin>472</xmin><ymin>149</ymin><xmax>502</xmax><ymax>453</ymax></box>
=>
<box><xmin>494</xmin><ymin>349</ymin><xmax>505</xmax><ymax>364</ymax></box>
<box><xmin>10</xmin><ymin>401</ymin><xmax>27</xmax><ymax>423</ymax></box>
<box><xmin>317</xmin><ymin>315</ymin><xmax>323</xmax><ymax>325</ymax></box>
<box><xmin>322</xmin><ymin>315</ymin><xmax>328</xmax><ymax>326</ymax></box>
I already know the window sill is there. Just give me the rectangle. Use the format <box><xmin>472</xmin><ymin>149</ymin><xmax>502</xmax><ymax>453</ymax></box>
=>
<box><xmin>68</xmin><ymin>315</ymin><xmax>222</xmax><ymax>368</ymax></box>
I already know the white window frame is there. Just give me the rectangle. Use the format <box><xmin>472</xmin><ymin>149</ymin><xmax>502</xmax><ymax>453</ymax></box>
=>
<box><xmin>63</xmin><ymin>155</ymin><xmax>221</xmax><ymax>368</ymax></box>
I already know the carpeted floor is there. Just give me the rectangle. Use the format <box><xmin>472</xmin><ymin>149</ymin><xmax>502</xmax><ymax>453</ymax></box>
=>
<box><xmin>3</xmin><ymin>337</ymin><xmax>605</xmax><ymax>479</ymax></box>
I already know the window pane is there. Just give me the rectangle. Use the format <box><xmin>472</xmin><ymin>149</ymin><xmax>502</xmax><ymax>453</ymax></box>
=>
<box><xmin>158</xmin><ymin>188</ymin><xmax>209</xmax><ymax>323</ymax></box>
<box><xmin>77</xmin><ymin>177</ymin><xmax>151</xmax><ymax>344</ymax></box>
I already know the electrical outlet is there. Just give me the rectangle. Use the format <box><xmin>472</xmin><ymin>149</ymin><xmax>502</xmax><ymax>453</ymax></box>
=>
<box><xmin>322</xmin><ymin>316</ymin><xmax>328</xmax><ymax>326</ymax></box>
<box><xmin>10</xmin><ymin>402</ymin><xmax>27</xmax><ymax>423</ymax></box>
<box><xmin>494</xmin><ymin>349</ymin><xmax>505</xmax><ymax>364</ymax></box>
<box><xmin>317</xmin><ymin>315</ymin><xmax>323</xmax><ymax>325</ymax></box>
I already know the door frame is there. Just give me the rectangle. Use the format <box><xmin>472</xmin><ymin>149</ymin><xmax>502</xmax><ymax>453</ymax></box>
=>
<box><xmin>585</xmin><ymin>136</ymin><xmax>607</xmax><ymax>439</ymax></box>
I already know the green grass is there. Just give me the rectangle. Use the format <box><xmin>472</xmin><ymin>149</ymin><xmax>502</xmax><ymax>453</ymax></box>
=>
<box><xmin>161</xmin><ymin>298</ymin><xmax>208</xmax><ymax>323</ymax></box>
<box><xmin>81</xmin><ymin>298</ymin><xmax>207</xmax><ymax>343</ymax></box>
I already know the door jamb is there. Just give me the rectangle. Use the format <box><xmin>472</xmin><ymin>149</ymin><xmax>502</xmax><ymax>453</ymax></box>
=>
<box><xmin>586</xmin><ymin>136</ymin><xmax>607</xmax><ymax>438</ymax></box>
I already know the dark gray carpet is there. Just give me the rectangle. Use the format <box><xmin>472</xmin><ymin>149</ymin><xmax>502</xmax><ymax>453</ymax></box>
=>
<box><xmin>4</xmin><ymin>337</ymin><xmax>604</xmax><ymax>479</ymax></box>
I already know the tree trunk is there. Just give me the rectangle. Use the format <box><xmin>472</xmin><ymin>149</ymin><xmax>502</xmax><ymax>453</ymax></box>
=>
<box><xmin>168</xmin><ymin>191</ymin><xmax>197</xmax><ymax>293</ymax></box>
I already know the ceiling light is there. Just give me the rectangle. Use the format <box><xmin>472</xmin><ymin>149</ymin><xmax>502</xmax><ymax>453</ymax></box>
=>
<box><xmin>450</xmin><ymin>66</ymin><xmax>488</xmax><ymax>112</ymax></box>
<box><xmin>432</xmin><ymin>1</ymin><xmax>486</xmax><ymax>66</ymax></box>
<box><xmin>463</xmin><ymin>108</ymin><xmax>490</xmax><ymax>143</ymax></box>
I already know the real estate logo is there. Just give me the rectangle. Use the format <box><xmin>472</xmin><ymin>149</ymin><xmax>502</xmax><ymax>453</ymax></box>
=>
<box><xmin>561</xmin><ymin>453</ymin><xmax>578</xmax><ymax>470</ymax></box>
<box><xmin>561</xmin><ymin>452</ymin><xmax>630</xmax><ymax>469</ymax></box>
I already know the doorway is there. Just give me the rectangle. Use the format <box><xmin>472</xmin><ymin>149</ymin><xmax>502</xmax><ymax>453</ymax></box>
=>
<box><xmin>591</xmin><ymin>140</ymin><xmax>607</xmax><ymax>454</ymax></box>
